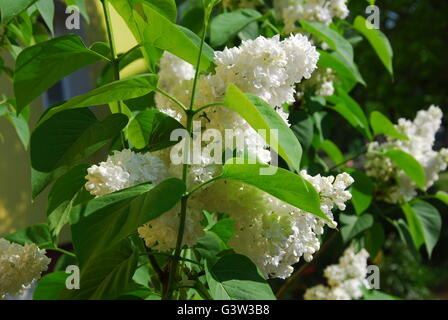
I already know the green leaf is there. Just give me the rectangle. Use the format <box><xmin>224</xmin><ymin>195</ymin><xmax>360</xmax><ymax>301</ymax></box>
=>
<box><xmin>175</xmin><ymin>25</ymin><xmax>216</xmax><ymax>69</ymax></box>
<box><xmin>210</xmin><ymin>219</ymin><xmax>235</xmax><ymax>244</ymax></box>
<box><xmin>363</xmin><ymin>288</ymin><xmax>401</xmax><ymax>300</ymax></box>
<box><xmin>401</xmin><ymin>200</ymin><xmax>441</xmax><ymax>258</ymax></box>
<box><xmin>97</xmin><ymin>45</ymin><xmax>143</xmax><ymax>86</ymax></box>
<box><xmin>38</xmin><ymin>74</ymin><xmax>158</xmax><ymax>124</ymax></box>
<box><xmin>70</xmin><ymin>178</ymin><xmax>185</xmax><ymax>267</ymax></box>
<box><xmin>363</xmin><ymin>222</ymin><xmax>385</xmax><ymax>259</ymax></box>
<box><xmin>385</xmin><ymin>149</ymin><xmax>426</xmax><ymax>189</ymax></box>
<box><xmin>327</xmin><ymin>86</ymin><xmax>372</xmax><ymax>140</ymax></box>
<box><xmin>65</xmin><ymin>239</ymin><xmax>139</xmax><ymax>300</ymax></box>
<box><xmin>47</xmin><ymin>164</ymin><xmax>92</xmax><ymax>237</ymax></box>
<box><xmin>109</xmin><ymin>0</ymin><xmax>161</xmax><ymax>72</ymax></box>
<box><xmin>196</xmin><ymin>230</ymin><xmax>228</xmax><ymax>265</ymax></box>
<box><xmin>319</xmin><ymin>139</ymin><xmax>344</xmax><ymax>165</ymax></box>
<box><xmin>210</xmin><ymin>9</ymin><xmax>262</xmax><ymax>47</ymax></box>
<box><xmin>33</xmin><ymin>271</ymin><xmax>68</xmax><ymax>300</ymax></box>
<box><xmin>300</xmin><ymin>20</ymin><xmax>354</xmax><ymax>63</ymax></box>
<box><xmin>317</xmin><ymin>50</ymin><xmax>365</xmax><ymax>87</ymax></box>
<box><xmin>30</xmin><ymin>110</ymin><xmax>127</xmax><ymax>199</ymax></box>
<box><xmin>35</xmin><ymin>0</ymin><xmax>54</xmax><ymax>35</ymax></box>
<box><xmin>138</xmin><ymin>0</ymin><xmax>177</xmax><ymax>22</ymax></box>
<box><xmin>220</xmin><ymin>160</ymin><xmax>329</xmax><ymax>223</ymax></box>
<box><xmin>202</xmin><ymin>0</ymin><xmax>221</xmax><ymax>10</ymax></box>
<box><xmin>393</xmin><ymin>218</ymin><xmax>420</xmax><ymax>260</ymax></box>
<box><xmin>14</xmin><ymin>34</ymin><xmax>108</xmax><ymax>112</ymax></box>
<box><xmin>5</xmin><ymin>223</ymin><xmax>55</xmax><ymax>249</ymax></box>
<box><xmin>435</xmin><ymin>191</ymin><xmax>448</xmax><ymax>205</ymax></box>
<box><xmin>54</xmin><ymin>253</ymin><xmax>77</xmax><ymax>272</ymax></box>
<box><xmin>32</xmin><ymin>110</ymin><xmax>128</xmax><ymax>173</ymax></box>
<box><xmin>90</xmin><ymin>41</ymin><xmax>111</xmax><ymax>58</ymax></box>
<box><xmin>290</xmin><ymin>109</ymin><xmax>314</xmax><ymax>152</ymax></box>
<box><xmin>205</xmin><ymin>254</ymin><xmax>276</xmax><ymax>300</ymax></box>
<box><xmin>0</xmin><ymin>0</ymin><xmax>35</xmax><ymax>24</ymax></box>
<box><xmin>354</xmin><ymin>16</ymin><xmax>393</xmax><ymax>75</ymax></box>
<box><xmin>238</xmin><ymin>21</ymin><xmax>259</xmax><ymax>41</ymax></box>
<box><xmin>346</xmin><ymin>169</ymin><xmax>374</xmax><ymax>215</ymax></box>
<box><xmin>224</xmin><ymin>84</ymin><xmax>302</xmax><ymax>172</ymax></box>
<box><xmin>31</xmin><ymin>167</ymin><xmax>53</xmax><ymax>200</ymax></box>
<box><xmin>340</xmin><ymin>213</ymin><xmax>374</xmax><ymax>243</ymax></box>
<box><xmin>117</xmin><ymin>283</ymin><xmax>156</xmax><ymax>300</ymax></box>
<box><xmin>127</xmin><ymin>109</ymin><xmax>184</xmax><ymax>150</ymax></box>
<box><xmin>112</xmin><ymin>2</ymin><xmax>215</xmax><ymax>72</ymax></box>
<box><xmin>370</xmin><ymin>111</ymin><xmax>408</xmax><ymax>140</ymax></box>
<box><xmin>3</xmin><ymin>106</ymin><xmax>30</xmax><ymax>149</ymax></box>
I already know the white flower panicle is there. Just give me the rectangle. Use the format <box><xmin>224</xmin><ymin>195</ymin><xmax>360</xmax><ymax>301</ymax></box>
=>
<box><xmin>304</xmin><ymin>246</ymin><xmax>369</xmax><ymax>300</ymax></box>
<box><xmin>137</xmin><ymin>196</ymin><xmax>205</xmax><ymax>252</ymax></box>
<box><xmin>274</xmin><ymin>0</ymin><xmax>350</xmax><ymax>33</ymax></box>
<box><xmin>156</xmin><ymin>52</ymin><xmax>194</xmax><ymax>121</ymax></box>
<box><xmin>85</xmin><ymin>149</ymin><xmax>168</xmax><ymax>197</ymax></box>
<box><xmin>201</xmin><ymin>170</ymin><xmax>354</xmax><ymax>279</ymax></box>
<box><xmin>365</xmin><ymin>106</ymin><xmax>448</xmax><ymax>203</ymax></box>
<box><xmin>199</xmin><ymin>34</ymin><xmax>319</xmax><ymax>108</ymax></box>
<box><xmin>156</xmin><ymin>34</ymin><xmax>319</xmax><ymax>113</ymax></box>
<box><xmin>85</xmin><ymin>34</ymin><xmax>344</xmax><ymax>280</ymax></box>
<box><xmin>298</xmin><ymin>67</ymin><xmax>335</xmax><ymax>98</ymax></box>
<box><xmin>85</xmin><ymin>149</ymin><xmax>205</xmax><ymax>251</ymax></box>
<box><xmin>155</xmin><ymin>35</ymin><xmax>319</xmax><ymax>163</ymax></box>
<box><xmin>0</xmin><ymin>239</ymin><xmax>51</xmax><ymax>298</ymax></box>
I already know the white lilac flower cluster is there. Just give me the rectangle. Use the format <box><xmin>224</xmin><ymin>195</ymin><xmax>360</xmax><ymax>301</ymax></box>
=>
<box><xmin>157</xmin><ymin>34</ymin><xmax>319</xmax><ymax>115</ymax></box>
<box><xmin>85</xmin><ymin>149</ymin><xmax>168</xmax><ymax>197</ymax></box>
<box><xmin>85</xmin><ymin>149</ymin><xmax>206</xmax><ymax>251</ymax></box>
<box><xmin>304</xmin><ymin>246</ymin><xmax>369</xmax><ymax>300</ymax></box>
<box><xmin>156</xmin><ymin>35</ymin><xmax>319</xmax><ymax>163</ymax></box>
<box><xmin>200</xmin><ymin>34</ymin><xmax>319</xmax><ymax>108</ymax></box>
<box><xmin>84</xmin><ymin>36</ymin><xmax>352</xmax><ymax>279</ymax></box>
<box><xmin>274</xmin><ymin>0</ymin><xmax>350</xmax><ymax>33</ymax></box>
<box><xmin>298</xmin><ymin>67</ymin><xmax>335</xmax><ymax>98</ymax></box>
<box><xmin>365</xmin><ymin>106</ymin><xmax>448</xmax><ymax>203</ymax></box>
<box><xmin>0</xmin><ymin>238</ymin><xmax>51</xmax><ymax>298</ymax></box>
<box><xmin>201</xmin><ymin>171</ymin><xmax>354</xmax><ymax>279</ymax></box>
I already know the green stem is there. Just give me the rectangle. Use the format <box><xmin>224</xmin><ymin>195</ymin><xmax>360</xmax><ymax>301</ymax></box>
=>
<box><xmin>185</xmin><ymin>176</ymin><xmax>220</xmax><ymax>197</ymax></box>
<box><xmin>164</xmin><ymin>196</ymin><xmax>188</xmax><ymax>299</ymax></box>
<box><xmin>155</xmin><ymin>88</ymin><xmax>188</xmax><ymax>113</ymax></box>
<box><xmin>101</xmin><ymin>0</ymin><xmax>119</xmax><ymax>83</ymax></box>
<box><xmin>193</xmin><ymin>102</ymin><xmax>223</xmax><ymax>115</ymax></box>
<box><xmin>48</xmin><ymin>247</ymin><xmax>76</xmax><ymax>258</ymax></box>
<box><xmin>264</xmin><ymin>20</ymin><xmax>282</xmax><ymax>35</ymax></box>
<box><xmin>188</xmin><ymin>19</ymin><xmax>208</xmax><ymax>111</ymax></box>
<box><xmin>117</xmin><ymin>43</ymin><xmax>142</xmax><ymax>63</ymax></box>
<box><xmin>101</xmin><ymin>0</ymin><xmax>128</xmax><ymax>148</ymax></box>
<box><xmin>164</xmin><ymin>14</ymin><xmax>210</xmax><ymax>301</ymax></box>
<box><xmin>148</xmin><ymin>252</ymin><xmax>165</xmax><ymax>283</ymax></box>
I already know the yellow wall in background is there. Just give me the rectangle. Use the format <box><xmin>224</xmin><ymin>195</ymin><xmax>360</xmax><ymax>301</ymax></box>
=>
<box><xmin>0</xmin><ymin>1</ymin><xmax>142</xmax><ymax>240</ymax></box>
<box><xmin>0</xmin><ymin>61</ymin><xmax>47</xmax><ymax>237</ymax></box>
<box><xmin>95</xmin><ymin>1</ymin><xmax>147</xmax><ymax>77</ymax></box>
